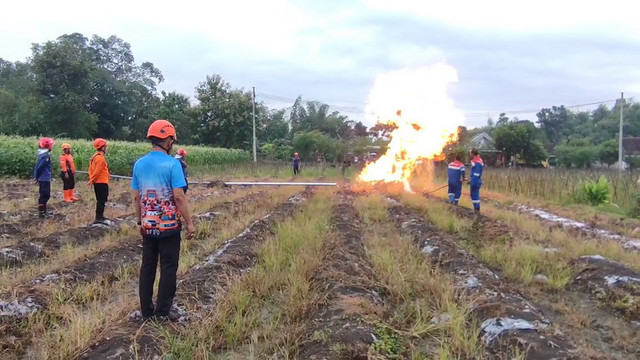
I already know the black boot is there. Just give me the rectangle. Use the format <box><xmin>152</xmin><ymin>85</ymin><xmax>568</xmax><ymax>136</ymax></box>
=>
<box><xmin>38</xmin><ymin>204</ymin><xmax>46</xmax><ymax>219</ymax></box>
<box><xmin>474</xmin><ymin>208</ymin><xmax>480</xmax><ymax>215</ymax></box>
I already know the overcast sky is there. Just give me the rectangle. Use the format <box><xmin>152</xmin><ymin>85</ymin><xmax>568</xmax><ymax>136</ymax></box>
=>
<box><xmin>2</xmin><ymin>0</ymin><xmax>639</xmax><ymax>128</ymax></box>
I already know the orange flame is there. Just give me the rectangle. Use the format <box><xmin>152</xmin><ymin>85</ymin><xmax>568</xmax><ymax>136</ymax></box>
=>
<box><xmin>358</xmin><ymin>64</ymin><xmax>464</xmax><ymax>192</ymax></box>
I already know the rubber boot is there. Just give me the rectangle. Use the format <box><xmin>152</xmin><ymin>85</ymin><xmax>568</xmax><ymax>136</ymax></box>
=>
<box><xmin>63</xmin><ymin>190</ymin><xmax>73</xmax><ymax>203</ymax></box>
<box><xmin>70</xmin><ymin>189</ymin><xmax>79</xmax><ymax>201</ymax></box>
<box><xmin>474</xmin><ymin>208</ymin><xmax>480</xmax><ymax>215</ymax></box>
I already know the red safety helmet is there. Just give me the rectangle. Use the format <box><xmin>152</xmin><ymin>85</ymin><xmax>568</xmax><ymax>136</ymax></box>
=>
<box><xmin>177</xmin><ymin>148</ymin><xmax>187</xmax><ymax>157</ymax></box>
<box><xmin>38</xmin><ymin>137</ymin><xmax>55</xmax><ymax>150</ymax></box>
<box><xmin>147</xmin><ymin>119</ymin><xmax>177</xmax><ymax>140</ymax></box>
<box><xmin>93</xmin><ymin>138</ymin><xmax>108</xmax><ymax>150</ymax></box>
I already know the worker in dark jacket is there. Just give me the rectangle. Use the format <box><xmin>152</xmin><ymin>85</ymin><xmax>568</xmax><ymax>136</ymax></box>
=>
<box><xmin>34</xmin><ymin>137</ymin><xmax>54</xmax><ymax>218</ymax></box>
<box><xmin>292</xmin><ymin>152</ymin><xmax>301</xmax><ymax>176</ymax></box>
<box><xmin>447</xmin><ymin>154</ymin><xmax>466</xmax><ymax>205</ymax></box>
<box><xmin>174</xmin><ymin>148</ymin><xmax>188</xmax><ymax>195</ymax></box>
<box><xmin>469</xmin><ymin>148</ymin><xmax>484</xmax><ymax>214</ymax></box>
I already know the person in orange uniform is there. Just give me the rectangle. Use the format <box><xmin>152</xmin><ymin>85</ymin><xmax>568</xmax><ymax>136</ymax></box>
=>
<box><xmin>88</xmin><ymin>138</ymin><xmax>111</xmax><ymax>224</ymax></box>
<box><xmin>59</xmin><ymin>143</ymin><xmax>79</xmax><ymax>203</ymax></box>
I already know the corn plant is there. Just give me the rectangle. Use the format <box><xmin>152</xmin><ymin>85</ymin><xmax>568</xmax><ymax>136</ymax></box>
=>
<box><xmin>0</xmin><ymin>135</ymin><xmax>250</xmax><ymax>178</ymax></box>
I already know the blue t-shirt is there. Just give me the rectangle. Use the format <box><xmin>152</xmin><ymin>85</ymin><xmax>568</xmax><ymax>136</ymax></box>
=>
<box><xmin>131</xmin><ymin>151</ymin><xmax>187</xmax><ymax>238</ymax></box>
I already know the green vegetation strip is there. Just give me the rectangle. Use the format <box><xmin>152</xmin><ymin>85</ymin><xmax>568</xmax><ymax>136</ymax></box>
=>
<box><xmin>0</xmin><ymin>135</ymin><xmax>249</xmax><ymax>177</ymax></box>
<box><xmin>355</xmin><ymin>194</ymin><xmax>484</xmax><ymax>359</ymax></box>
<box><xmin>157</xmin><ymin>189</ymin><xmax>334</xmax><ymax>359</ymax></box>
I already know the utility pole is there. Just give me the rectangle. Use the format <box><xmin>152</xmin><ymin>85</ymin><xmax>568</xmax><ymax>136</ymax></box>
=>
<box><xmin>619</xmin><ymin>92</ymin><xmax>624</xmax><ymax>171</ymax></box>
<box><xmin>252</xmin><ymin>86</ymin><xmax>257</xmax><ymax>162</ymax></box>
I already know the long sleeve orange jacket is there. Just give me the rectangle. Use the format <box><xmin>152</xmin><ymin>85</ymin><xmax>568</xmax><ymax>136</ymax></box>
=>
<box><xmin>88</xmin><ymin>152</ymin><xmax>110</xmax><ymax>184</ymax></box>
<box><xmin>59</xmin><ymin>154</ymin><xmax>76</xmax><ymax>174</ymax></box>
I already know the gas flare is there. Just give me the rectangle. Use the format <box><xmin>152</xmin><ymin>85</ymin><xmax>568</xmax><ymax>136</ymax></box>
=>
<box><xmin>358</xmin><ymin>63</ymin><xmax>464</xmax><ymax>192</ymax></box>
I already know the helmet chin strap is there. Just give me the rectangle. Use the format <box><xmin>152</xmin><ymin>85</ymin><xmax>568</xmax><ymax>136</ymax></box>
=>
<box><xmin>154</xmin><ymin>139</ymin><xmax>174</xmax><ymax>155</ymax></box>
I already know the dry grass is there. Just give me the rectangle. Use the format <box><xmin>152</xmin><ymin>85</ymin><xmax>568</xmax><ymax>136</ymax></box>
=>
<box><xmin>0</xmin><ymin>188</ymin><xmax>252</xmax><ymax>293</ymax></box>
<box><xmin>424</xmin><ymin>177</ymin><xmax>640</xmax><ymax>237</ymax></box>
<box><xmin>422</xmin><ymin>190</ymin><xmax>640</xmax><ymax>275</ymax></box>
<box><xmin>480</xmin><ymin>205</ymin><xmax>640</xmax><ymax>272</ymax></box>
<box><xmin>157</xmin><ymin>189</ymin><xmax>335</xmax><ymax>359</ymax></box>
<box><xmin>354</xmin><ymin>193</ymin><xmax>484</xmax><ymax>359</ymax></box>
<box><xmin>13</xmin><ymin>188</ymin><xmax>295</xmax><ymax>359</ymax></box>
<box><xmin>25</xmin><ymin>264</ymin><xmax>140</xmax><ymax>360</ymax></box>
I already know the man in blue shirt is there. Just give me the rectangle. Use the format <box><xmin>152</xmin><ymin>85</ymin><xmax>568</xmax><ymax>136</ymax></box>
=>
<box><xmin>469</xmin><ymin>148</ymin><xmax>484</xmax><ymax>215</ymax></box>
<box><xmin>34</xmin><ymin>137</ymin><xmax>54</xmax><ymax>218</ymax></box>
<box><xmin>131</xmin><ymin>119</ymin><xmax>196</xmax><ymax>322</ymax></box>
<box><xmin>447</xmin><ymin>154</ymin><xmax>466</xmax><ymax>206</ymax></box>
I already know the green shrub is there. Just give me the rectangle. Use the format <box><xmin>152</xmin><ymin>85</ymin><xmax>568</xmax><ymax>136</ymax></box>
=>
<box><xmin>574</xmin><ymin>175</ymin><xmax>611</xmax><ymax>206</ymax></box>
<box><xmin>0</xmin><ymin>135</ymin><xmax>250</xmax><ymax>178</ymax></box>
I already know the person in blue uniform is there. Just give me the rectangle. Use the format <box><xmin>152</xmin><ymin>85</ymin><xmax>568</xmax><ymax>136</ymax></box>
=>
<box><xmin>292</xmin><ymin>152</ymin><xmax>301</xmax><ymax>176</ymax></box>
<box><xmin>447</xmin><ymin>154</ymin><xmax>465</xmax><ymax>206</ymax></box>
<box><xmin>469</xmin><ymin>148</ymin><xmax>484</xmax><ymax>214</ymax></box>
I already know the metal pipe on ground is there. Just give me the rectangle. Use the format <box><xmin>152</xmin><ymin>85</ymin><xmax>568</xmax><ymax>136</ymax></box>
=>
<box><xmin>75</xmin><ymin>171</ymin><xmax>214</xmax><ymax>185</ymax></box>
<box><xmin>224</xmin><ymin>182</ymin><xmax>336</xmax><ymax>187</ymax></box>
<box><xmin>74</xmin><ymin>171</ymin><xmax>336</xmax><ymax>187</ymax></box>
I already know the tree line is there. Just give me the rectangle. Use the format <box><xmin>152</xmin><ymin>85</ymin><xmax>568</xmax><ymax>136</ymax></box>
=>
<box><xmin>0</xmin><ymin>33</ymin><xmax>377</xmax><ymax>163</ymax></box>
<box><xmin>447</xmin><ymin>101</ymin><xmax>640</xmax><ymax>169</ymax></box>
<box><xmin>4</xmin><ymin>33</ymin><xmax>636</xmax><ymax>169</ymax></box>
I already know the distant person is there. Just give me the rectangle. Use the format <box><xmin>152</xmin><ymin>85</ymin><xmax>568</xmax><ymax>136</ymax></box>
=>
<box><xmin>174</xmin><ymin>148</ymin><xmax>188</xmax><ymax>195</ymax></box>
<box><xmin>469</xmin><ymin>148</ymin><xmax>484</xmax><ymax>214</ymax></box>
<box><xmin>293</xmin><ymin>152</ymin><xmax>301</xmax><ymax>176</ymax></box>
<box><xmin>88</xmin><ymin>138</ymin><xmax>111</xmax><ymax>224</ymax></box>
<box><xmin>59</xmin><ymin>143</ymin><xmax>79</xmax><ymax>203</ymax></box>
<box><xmin>132</xmin><ymin>119</ymin><xmax>195</xmax><ymax>322</ymax></box>
<box><xmin>447</xmin><ymin>154</ymin><xmax>466</xmax><ymax>206</ymax></box>
<box><xmin>341</xmin><ymin>155</ymin><xmax>351</xmax><ymax>177</ymax></box>
<box><xmin>34</xmin><ymin>138</ymin><xmax>54</xmax><ymax>218</ymax></box>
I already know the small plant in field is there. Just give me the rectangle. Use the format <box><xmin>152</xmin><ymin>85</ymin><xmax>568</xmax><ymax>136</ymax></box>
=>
<box><xmin>312</xmin><ymin>329</ymin><xmax>332</xmax><ymax>344</ymax></box>
<box><xmin>370</xmin><ymin>324</ymin><xmax>406</xmax><ymax>359</ymax></box>
<box><xmin>330</xmin><ymin>343</ymin><xmax>354</xmax><ymax>356</ymax></box>
<box><xmin>630</xmin><ymin>191</ymin><xmax>640</xmax><ymax>218</ymax></box>
<box><xmin>574</xmin><ymin>175</ymin><xmax>611</xmax><ymax>206</ymax></box>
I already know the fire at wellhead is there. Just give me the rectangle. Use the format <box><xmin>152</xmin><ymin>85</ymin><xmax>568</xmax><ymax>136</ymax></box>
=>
<box><xmin>357</xmin><ymin>63</ymin><xmax>465</xmax><ymax>192</ymax></box>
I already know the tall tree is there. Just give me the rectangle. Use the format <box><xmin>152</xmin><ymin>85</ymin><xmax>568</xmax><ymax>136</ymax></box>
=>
<box><xmin>31</xmin><ymin>33</ymin><xmax>98</xmax><ymax>138</ymax></box>
<box><xmin>494</xmin><ymin>120</ymin><xmax>547</xmax><ymax>165</ymax></box>
<box><xmin>536</xmin><ymin>105</ymin><xmax>574</xmax><ymax>144</ymax></box>
<box><xmin>194</xmin><ymin>74</ymin><xmax>254</xmax><ymax>149</ymax></box>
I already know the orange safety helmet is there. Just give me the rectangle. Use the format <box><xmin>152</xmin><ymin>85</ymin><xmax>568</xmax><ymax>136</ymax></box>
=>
<box><xmin>93</xmin><ymin>138</ymin><xmax>108</xmax><ymax>150</ymax></box>
<box><xmin>147</xmin><ymin>119</ymin><xmax>177</xmax><ymax>140</ymax></box>
<box><xmin>38</xmin><ymin>137</ymin><xmax>55</xmax><ymax>150</ymax></box>
<box><xmin>177</xmin><ymin>148</ymin><xmax>187</xmax><ymax>157</ymax></box>
<box><xmin>61</xmin><ymin>143</ymin><xmax>71</xmax><ymax>150</ymax></box>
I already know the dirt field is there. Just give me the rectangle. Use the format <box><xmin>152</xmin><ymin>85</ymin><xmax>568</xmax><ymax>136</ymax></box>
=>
<box><xmin>1</xmin><ymin>179</ymin><xmax>639</xmax><ymax>359</ymax></box>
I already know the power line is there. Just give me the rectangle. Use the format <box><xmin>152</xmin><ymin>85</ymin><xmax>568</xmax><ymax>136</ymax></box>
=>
<box><xmin>256</xmin><ymin>91</ymin><xmax>622</xmax><ymax>118</ymax></box>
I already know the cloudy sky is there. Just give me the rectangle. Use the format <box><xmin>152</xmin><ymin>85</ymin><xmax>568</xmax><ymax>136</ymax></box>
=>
<box><xmin>2</xmin><ymin>0</ymin><xmax>639</xmax><ymax>127</ymax></box>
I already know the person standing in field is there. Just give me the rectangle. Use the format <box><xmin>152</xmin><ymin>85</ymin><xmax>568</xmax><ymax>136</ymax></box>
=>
<box><xmin>34</xmin><ymin>137</ymin><xmax>54</xmax><ymax>218</ymax></box>
<box><xmin>174</xmin><ymin>148</ymin><xmax>188</xmax><ymax>195</ymax></box>
<box><xmin>447</xmin><ymin>154</ymin><xmax>466</xmax><ymax>206</ymax></box>
<box><xmin>59</xmin><ymin>143</ymin><xmax>79</xmax><ymax>203</ymax></box>
<box><xmin>132</xmin><ymin>119</ymin><xmax>196</xmax><ymax>322</ymax></box>
<box><xmin>293</xmin><ymin>152</ymin><xmax>301</xmax><ymax>176</ymax></box>
<box><xmin>88</xmin><ymin>138</ymin><xmax>111</xmax><ymax>224</ymax></box>
<box><xmin>469</xmin><ymin>148</ymin><xmax>484</xmax><ymax>214</ymax></box>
